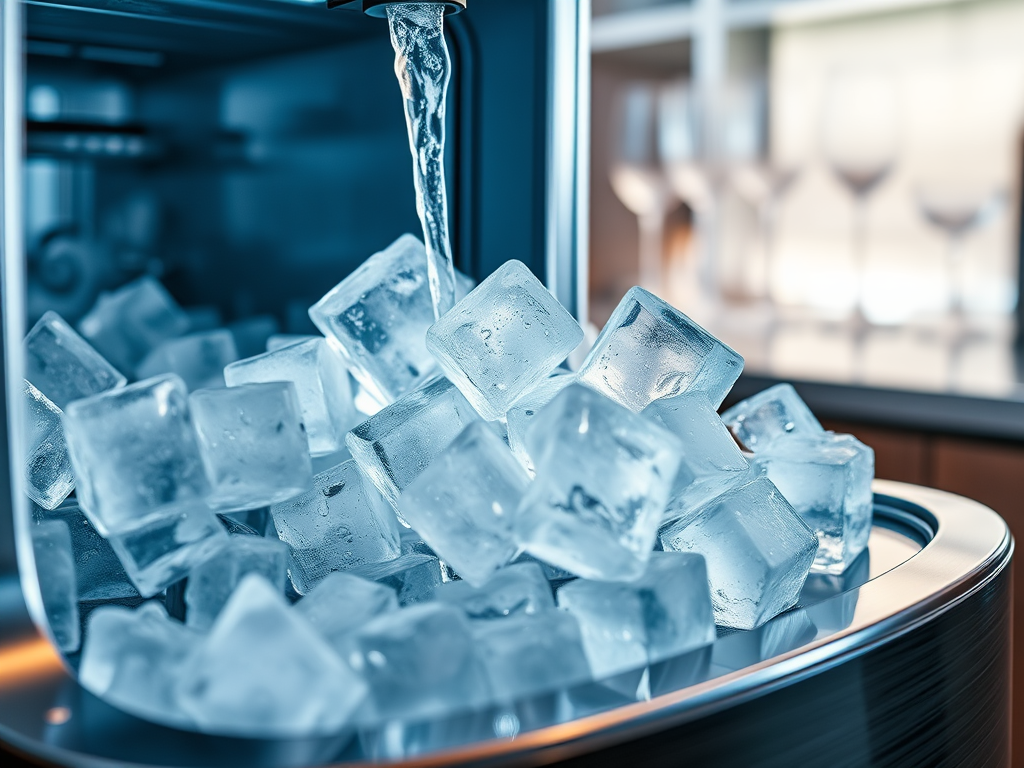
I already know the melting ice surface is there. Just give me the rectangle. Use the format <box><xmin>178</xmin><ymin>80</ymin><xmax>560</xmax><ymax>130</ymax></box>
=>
<box><xmin>388</xmin><ymin>3</ymin><xmax>456</xmax><ymax>319</ymax></box>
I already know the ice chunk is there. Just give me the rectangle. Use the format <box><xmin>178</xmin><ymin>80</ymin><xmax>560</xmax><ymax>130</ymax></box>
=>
<box><xmin>228</xmin><ymin>315</ymin><xmax>280</xmax><ymax>359</ymax></box>
<box><xmin>434</xmin><ymin>561</ymin><xmax>553</xmax><ymax>620</ymax></box>
<box><xmin>505</xmin><ymin>371</ymin><xmax>574</xmax><ymax>475</ymax></box>
<box><xmin>23</xmin><ymin>381</ymin><xmax>75</xmax><ymax>510</ymax></box>
<box><xmin>425</xmin><ymin>260</ymin><xmax>583</xmax><ymax>420</ymax></box>
<box><xmin>183</xmin><ymin>305</ymin><xmax>223</xmax><ymax>333</ymax></box>
<box><xmin>341</xmin><ymin>602</ymin><xmax>489</xmax><ymax>723</ymax></box>
<box><xmin>643</xmin><ymin>392</ymin><xmax>749</xmax><ymax>521</ymax></box>
<box><xmin>397</xmin><ymin>421</ymin><xmax>528</xmax><ymax>586</ymax></box>
<box><xmin>472</xmin><ymin>610</ymin><xmax>591</xmax><ymax>701</ymax></box>
<box><xmin>24</xmin><ymin>310</ymin><xmax>126</xmax><ymax>409</ymax></box>
<box><xmin>185</xmin><ymin>537</ymin><xmax>289</xmax><ymax>631</ymax></box>
<box><xmin>515</xmin><ymin>385</ymin><xmax>682</xmax><ymax>581</ymax></box>
<box><xmin>754</xmin><ymin>433</ymin><xmax>874</xmax><ymax>574</ymax></box>
<box><xmin>177</xmin><ymin>575</ymin><xmax>367</xmax><ymax>736</ymax></box>
<box><xmin>31</xmin><ymin>520</ymin><xmax>80</xmax><ymax>652</ymax></box>
<box><xmin>224</xmin><ymin>339</ymin><xmax>356</xmax><ymax>456</ymax></box>
<box><xmin>77</xmin><ymin>276</ymin><xmax>190</xmax><ymax>374</ymax></box>
<box><xmin>308</xmin><ymin>234</ymin><xmax>474</xmax><ymax>405</ymax></box>
<box><xmin>80</xmin><ymin>602</ymin><xmax>200</xmax><ymax>728</ymax></box>
<box><xmin>296</xmin><ymin>571</ymin><xmax>399</xmax><ymax>651</ymax></box>
<box><xmin>270</xmin><ymin>460</ymin><xmax>401</xmax><ymax>594</ymax></box>
<box><xmin>136</xmin><ymin>330</ymin><xmax>239</xmax><ymax>391</ymax></box>
<box><xmin>660</xmin><ymin>475</ymin><xmax>817</xmax><ymax>629</ymax></box>
<box><xmin>63</xmin><ymin>374</ymin><xmax>210</xmax><ymax>536</ymax></box>
<box><xmin>191</xmin><ymin>382</ymin><xmax>313</xmax><ymax>512</ymax></box>
<box><xmin>108</xmin><ymin>506</ymin><xmax>228</xmax><ymax>597</ymax></box>
<box><xmin>348</xmin><ymin>552</ymin><xmax>445</xmax><ymax>606</ymax></box>
<box><xmin>266</xmin><ymin>334</ymin><xmax>319</xmax><ymax>352</ymax></box>
<box><xmin>577</xmin><ymin>287</ymin><xmax>743</xmax><ymax>412</ymax></box>
<box><xmin>721</xmin><ymin>383</ymin><xmax>823</xmax><ymax>452</ymax></box>
<box><xmin>556</xmin><ymin>552</ymin><xmax>715</xmax><ymax>679</ymax></box>
<box><xmin>346</xmin><ymin>376</ymin><xmax>478</xmax><ymax>509</ymax></box>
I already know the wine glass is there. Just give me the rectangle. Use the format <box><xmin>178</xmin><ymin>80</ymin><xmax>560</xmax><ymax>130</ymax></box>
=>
<box><xmin>609</xmin><ymin>81</ymin><xmax>678</xmax><ymax>292</ymax></box>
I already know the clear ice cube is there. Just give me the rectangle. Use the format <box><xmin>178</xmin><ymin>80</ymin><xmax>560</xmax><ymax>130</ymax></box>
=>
<box><xmin>515</xmin><ymin>385</ymin><xmax>683</xmax><ymax>581</ymax></box>
<box><xmin>577</xmin><ymin>287</ymin><xmax>743</xmax><ymax>412</ymax></box>
<box><xmin>63</xmin><ymin>374</ymin><xmax>211</xmax><ymax>536</ymax></box>
<box><xmin>397</xmin><ymin>421</ymin><xmax>529</xmax><ymax>586</ymax></box>
<box><xmin>295</xmin><ymin>571</ymin><xmax>399</xmax><ymax>651</ymax></box>
<box><xmin>31</xmin><ymin>520</ymin><xmax>80</xmax><ymax>652</ymax></box>
<box><xmin>190</xmin><ymin>382</ymin><xmax>313</xmax><ymax>512</ymax></box>
<box><xmin>24</xmin><ymin>310</ymin><xmax>126</xmax><ymax>409</ymax></box>
<box><xmin>348</xmin><ymin>552</ymin><xmax>445</xmax><ymax>606</ymax></box>
<box><xmin>135</xmin><ymin>330</ymin><xmax>239</xmax><ymax>392</ymax></box>
<box><xmin>269</xmin><ymin>460</ymin><xmax>401</xmax><ymax>594</ymax></box>
<box><xmin>425</xmin><ymin>260</ymin><xmax>584</xmax><ymax>420</ymax></box>
<box><xmin>224</xmin><ymin>339</ymin><xmax>356</xmax><ymax>456</ymax></box>
<box><xmin>23</xmin><ymin>381</ymin><xmax>75</xmax><ymax>510</ymax></box>
<box><xmin>660</xmin><ymin>475</ymin><xmax>818</xmax><ymax>630</ymax></box>
<box><xmin>433</xmin><ymin>561</ymin><xmax>554</xmax><ymax>620</ymax></box>
<box><xmin>721</xmin><ymin>383</ymin><xmax>823</xmax><ymax>452</ymax></box>
<box><xmin>505</xmin><ymin>371</ymin><xmax>574</xmax><ymax>475</ymax></box>
<box><xmin>228</xmin><ymin>315</ymin><xmax>280</xmax><ymax>359</ymax></box>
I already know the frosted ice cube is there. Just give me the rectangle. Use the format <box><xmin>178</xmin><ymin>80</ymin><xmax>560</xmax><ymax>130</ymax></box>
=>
<box><xmin>296</xmin><ymin>571</ymin><xmax>399</xmax><ymax>651</ymax></box>
<box><xmin>754</xmin><ymin>433</ymin><xmax>874</xmax><ymax>575</ymax></box>
<box><xmin>24</xmin><ymin>310</ymin><xmax>126</xmax><ymax>409</ymax></box>
<box><xmin>348</xmin><ymin>552</ymin><xmax>445</xmax><ymax>606</ymax></box>
<box><xmin>224</xmin><ymin>339</ymin><xmax>356</xmax><ymax>456</ymax></box>
<box><xmin>185</xmin><ymin>537</ymin><xmax>289</xmax><ymax>631</ymax></box>
<box><xmin>23</xmin><ymin>381</ymin><xmax>75</xmax><ymax>510</ymax></box>
<box><xmin>425</xmin><ymin>260</ymin><xmax>584</xmax><ymax>420</ymax></box>
<box><xmin>577</xmin><ymin>287</ymin><xmax>743</xmax><ymax>412</ymax></box>
<box><xmin>472</xmin><ymin>610</ymin><xmax>591</xmax><ymax>701</ymax></box>
<box><xmin>63</xmin><ymin>374</ymin><xmax>210</xmax><ymax>536</ymax></box>
<box><xmin>108</xmin><ymin>505</ymin><xmax>227</xmax><ymax>597</ymax></box>
<box><xmin>80</xmin><ymin>602</ymin><xmax>200</xmax><ymax>728</ymax></box>
<box><xmin>397</xmin><ymin>421</ymin><xmax>529</xmax><ymax>586</ymax></box>
<box><xmin>346</xmin><ymin>376</ymin><xmax>479</xmax><ymax>509</ymax></box>
<box><xmin>556</xmin><ymin>552</ymin><xmax>715</xmax><ymax>679</ymax></box>
<box><xmin>77</xmin><ymin>276</ymin><xmax>190</xmax><ymax>374</ymax></box>
<box><xmin>177</xmin><ymin>575</ymin><xmax>367</xmax><ymax>736</ymax></box>
<box><xmin>660</xmin><ymin>475</ymin><xmax>817</xmax><ymax>629</ymax></box>
<box><xmin>135</xmin><ymin>330</ymin><xmax>239</xmax><ymax>391</ymax></box>
<box><xmin>228</xmin><ymin>315</ymin><xmax>280</xmax><ymax>359</ymax></box>
<box><xmin>270</xmin><ymin>460</ymin><xmax>401</xmax><ymax>594</ymax></box>
<box><xmin>341</xmin><ymin>602</ymin><xmax>489</xmax><ymax>723</ymax></box>
<box><xmin>434</xmin><ymin>561</ymin><xmax>553</xmax><ymax>620</ymax></box>
<box><xmin>31</xmin><ymin>520</ymin><xmax>80</xmax><ymax>652</ymax></box>
<box><xmin>721</xmin><ymin>383</ymin><xmax>823</xmax><ymax>452</ymax></box>
<box><xmin>191</xmin><ymin>382</ymin><xmax>313</xmax><ymax>512</ymax></box>
<box><xmin>515</xmin><ymin>385</ymin><xmax>683</xmax><ymax>581</ymax></box>
<box><xmin>505</xmin><ymin>372</ymin><xmax>574</xmax><ymax>475</ymax></box>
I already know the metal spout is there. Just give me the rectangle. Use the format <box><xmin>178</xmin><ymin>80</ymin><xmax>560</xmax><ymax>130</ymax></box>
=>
<box><xmin>327</xmin><ymin>0</ymin><xmax>466</xmax><ymax>16</ymax></box>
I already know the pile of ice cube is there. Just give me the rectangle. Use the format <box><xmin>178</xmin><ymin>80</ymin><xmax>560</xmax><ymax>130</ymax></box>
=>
<box><xmin>23</xmin><ymin>233</ymin><xmax>873</xmax><ymax>738</ymax></box>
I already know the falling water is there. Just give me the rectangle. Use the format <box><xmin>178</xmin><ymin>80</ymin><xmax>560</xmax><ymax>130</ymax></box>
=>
<box><xmin>387</xmin><ymin>3</ymin><xmax>456</xmax><ymax>320</ymax></box>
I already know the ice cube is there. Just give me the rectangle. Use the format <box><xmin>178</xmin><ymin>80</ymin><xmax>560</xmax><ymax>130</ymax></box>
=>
<box><xmin>190</xmin><ymin>382</ymin><xmax>313</xmax><ymax>512</ymax></box>
<box><xmin>660</xmin><ymin>475</ymin><xmax>817</xmax><ymax>629</ymax></box>
<box><xmin>228</xmin><ymin>315</ymin><xmax>280</xmax><ymax>359</ymax></box>
<box><xmin>224</xmin><ymin>339</ymin><xmax>356</xmax><ymax>456</ymax></box>
<box><xmin>721</xmin><ymin>383</ymin><xmax>823</xmax><ymax>452</ymax></box>
<box><xmin>108</xmin><ymin>505</ymin><xmax>228</xmax><ymax>597</ymax></box>
<box><xmin>296</xmin><ymin>571</ymin><xmax>399</xmax><ymax>651</ymax></box>
<box><xmin>341</xmin><ymin>602</ymin><xmax>490</xmax><ymax>723</ymax></box>
<box><xmin>425</xmin><ymin>260</ymin><xmax>583</xmax><ymax>420</ymax></box>
<box><xmin>135</xmin><ymin>330</ymin><xmax>239</xmax><ymax>391</ymax></box>
<box><xmin>754</xmin><ymin>433</ymin><xmax>874</xmax><ymax>575</ymax></box>
<box><xmin>505</xmin><ymin>371</ymin><xmax>574</xmax><ymax>475</ymax></box>
<box><xmin>433</xmin><ymin>561</ymin><xmax>553</xmax><ymax>620</ymax></box>
<box><xmin>397</xmin><ymin>421</ymin><xmax>529</xmax><ymax>587</ymax></box>
<box><xmin>310</xmin><ymin>448</ymin><xmax>352</xmax><ymax>475</ymax></box>
<box><xmin>80</xmin><ymin>602</ymin><xmax>200</xmax><ymax>728</ymax></box>
<box><xmin>23</xmin><ymin>310</ymin><xmax>126</xmax><ymax>409</ymax></box>
<box><xmin>185</xmin><ymin>537</ymin><xmax>289</xmax><ymax>631</ymax></box>
<box><xmin>183</xmin><ymin>305</ymin><xmax>223</xmax><ymax>333</ymax></box>
<box><xmin>515</xmin><ymin>385</ymin><xmax>683</xmax><ymax>581</ymax></box>
<box><xmin>472</xmin><ymin>610</ymin><xmax>591</xmax><ymax>701</ymax></box>
<box><xmin>266</xmin><ymin>334</ymin><xmax>319</xmax><ymax>352</ymax></box>
<box><xmin>269</xmin><ymin>460</ymin><xmax>401</xmax><ymax>594</ymax></box>
<box><xmin>577</xmin><ymin>287</ymin><xmax>743</xmax><ymax>412</ymax></box>
<box><xmin>62</xmin><ymin>374</ymin><xmax>210</xmax><ymax>536</ymax></box>
<box><xmin>77</xmin><ymin>276</ymin><xmax>190</xmax><ymax>375</ymax></box>
<box><xmin>176</xmin><ymin>575</ymin><xmax>367</xmax><ymax>736</ymax></box>
<box><xmin>348</xmin><ymin>552</ymin><xmax>445</xmax><ymax>606</ymax></box>
<box><xmin>23</xmin><ymin>381</ymin><xmax>75</xmax><ymax>510</ymax></box>
<box><xmin>31</xmin><ymin>520</ymin><xmax>80</xmax><ymax>652</ymax></box>
<box><xmin>346</xmin><ymin>376</ymin><xmax>479</xmax><ymax>509</ymax></box>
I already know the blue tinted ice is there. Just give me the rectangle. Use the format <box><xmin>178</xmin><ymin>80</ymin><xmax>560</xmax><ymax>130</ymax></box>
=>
<box><xmin>577</xmin><ymin>287</ymin><xmax>743</xmax><ymax>412</ymax></box>
<box><xmin>266</xmin><ymin>334</ymin><xmax>319</xmax><ymax>352</ymax></box>
<box><xmin>505</xmin><ymin>372</ymin><xmax>574</xmax><ymax>475</ymax></box>
<box><xmin>23</xmin><ymin>381</ymin><xmax>75</xmax><ymax>510</ymax></box>
<box><xmin>227</xmin><ymin>315</ymin><xmax>280</xmax><ymax>359</ymax></box>
<box><xmin>426</xmin><ymin>260</ymin><xmax>583</xmax><ymax>420</ymax></box>
<box><xmin>296</xmin><ymin>571</ymin><xmax>399</xmax><ymax>651</ymax></box>
<box><xmin>31</xmin><ymin>520</ymin><xmax>80</xmax><ymax>652</ymax></box>
<box><xmin>136</xmin><ymin>330</ymin><xmax>239</xmax><ymax>391</ymax></box>
<box><xmin>721</xmin><ymin>383</ymin><xmax>823</xmax><ymax>452</ymax></box>
<box><xmin>515</xmin><ymin>385</ymin><xmax>682</xmax><ymax>581</ymax></box>
<box><xmin>348</xmin><ymin>552</ymin><xmax>445</xmax><ymax>606</ymax></box>
<box><xmin>433</xmin><ymin>561</ymin><xmax>553</xmax><ymax>620</ymax></box>
<box><xmin>660</xmin><ymin>475</ymin><xmax>817</xmax><ymax>629</ymax></box>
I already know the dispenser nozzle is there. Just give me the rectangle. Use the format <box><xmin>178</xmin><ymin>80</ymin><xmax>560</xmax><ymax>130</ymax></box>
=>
<box><xmin>327</xmin><ymin>0</ymin><xmax>466</xmax><ymax>16</ymax></box>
